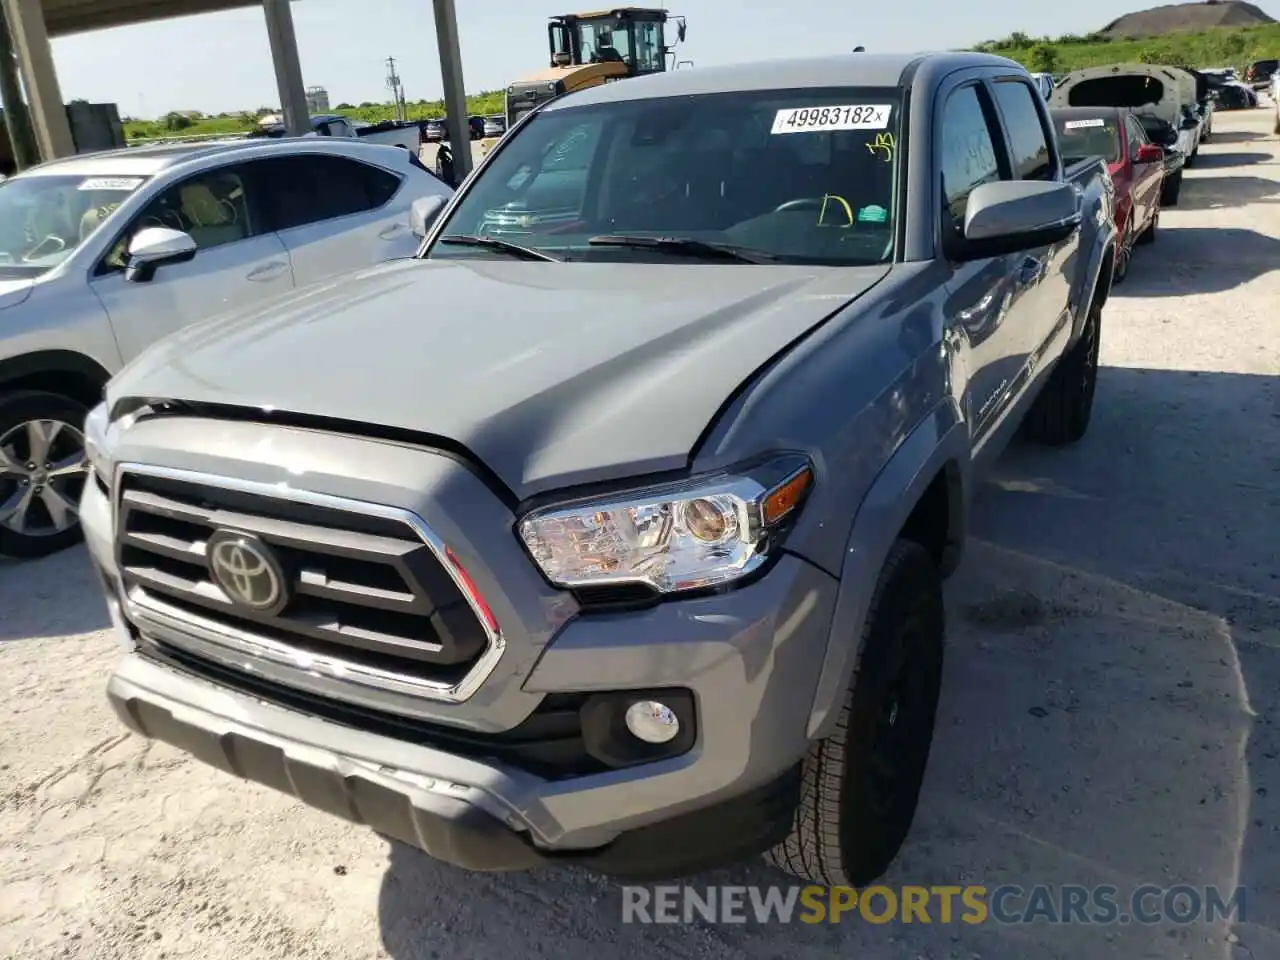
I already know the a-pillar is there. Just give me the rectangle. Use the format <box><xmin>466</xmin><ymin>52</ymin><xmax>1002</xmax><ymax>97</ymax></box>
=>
<box><xmin>262</xmin><ymin>0</ymin><xmax>310</xmax><ymax>137</ymax></box>
<box><xmin>1</xmin><ymin>0</ymin><xmax>73</xmax><ymax>161</ymax></box>
<box><xmin>432</xmin><ymin>0</ymin><xmax>472</xmax><ymax>180</ymax></box>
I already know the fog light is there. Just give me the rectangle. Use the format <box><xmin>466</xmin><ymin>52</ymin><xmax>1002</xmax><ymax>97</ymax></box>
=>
<box><xmin>624</xmin><ymin>700</ymin><xmax>680</xmax><ymax>744</ymax></box>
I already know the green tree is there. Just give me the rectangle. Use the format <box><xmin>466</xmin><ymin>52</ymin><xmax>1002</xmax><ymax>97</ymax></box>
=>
<box><xmin>162</xmin><ymin>112</ymin><xmax>192</xmax><ymax>132</ymax></box>
<box><xmin>1028</xmin><ymin>43</ymin><xmax>1060</xmax><ymax>73</ymax></box>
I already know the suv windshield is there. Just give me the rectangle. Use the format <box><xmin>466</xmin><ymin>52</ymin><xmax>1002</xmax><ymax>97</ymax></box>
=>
<box><xmin>0</xmin><ymin>173</ymin><xmax>148</xmax><ymax>278</ymax></box>
<box><xmin>427</xmin><ymin>86</ymin><xmax>903</xmax><ymax>265</ymax></box>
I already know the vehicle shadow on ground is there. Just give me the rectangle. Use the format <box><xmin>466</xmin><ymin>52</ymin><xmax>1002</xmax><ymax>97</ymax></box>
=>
<box><xmin>377</xmin><ymin>368</ymin><xmax>1278</xmax><ymax>959</ymax></box>
<box><xmin>1173</xmin><ymin>174</ymin><xmax>1280</xmax><ymax>211</ymax></box>
<box><xmin>1188</xmin><ymin>151</ymin><xmax>1274</xmax><ymax>170</ymax></box>
<box><xmin>1207</xmin><ymin>130</ymin><xmax>1268</xmax><ymax>145</ymax></box>
<box><xmin>1113</xmin><ymin>226</ymin><xmax>1280</xmax><ymax>296</ymax></box>
<box><xmin>0</xmin><ymin>547</ymin><xmax>110</xmax><ymax>641</ymax></box>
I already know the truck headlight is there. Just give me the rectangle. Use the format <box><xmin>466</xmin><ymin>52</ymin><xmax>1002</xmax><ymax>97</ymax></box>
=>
<box><xmin>517</xmin><ymin>455</ymin><xmax>813</xmax><ymax>595</ymax></box>
<box><xmin>83</xmin><ymin>402</ymin><xmax>113</xmax><ymax>488</ymax></box>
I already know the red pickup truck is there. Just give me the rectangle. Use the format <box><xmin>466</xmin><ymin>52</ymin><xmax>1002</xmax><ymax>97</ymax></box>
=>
<box><xmin>1051</xmin><ymin>106</ymin><xmax>1163</xmax><ymax>283</ymax></box>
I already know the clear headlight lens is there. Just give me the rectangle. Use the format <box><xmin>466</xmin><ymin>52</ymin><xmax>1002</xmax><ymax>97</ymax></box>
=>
<box><xmin>83</xmin><ymin>402</ymin><xmax>112</xmax><ymax>487</ymax></box>
<box><xmin>518</xmin><ymin>456</ymin><xmax>813</xmax><ymax>594</ymax></box>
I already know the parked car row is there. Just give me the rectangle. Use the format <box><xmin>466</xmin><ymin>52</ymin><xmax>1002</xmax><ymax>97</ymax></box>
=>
<box><xmin>0</xmin><ymin>138</ymin><xmax>453</xmax><ymax>556</ymax></box>
<box><xmin>422</xmin><ymin>115</ymin><xmax>491</xmax><ymax>142</ymax></box>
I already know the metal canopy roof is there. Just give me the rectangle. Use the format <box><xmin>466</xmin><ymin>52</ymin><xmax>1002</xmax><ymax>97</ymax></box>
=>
<box><xmin>42</xmin><ymin>0</ymin><xmax>263</xmax><ymax>37</ymax></box>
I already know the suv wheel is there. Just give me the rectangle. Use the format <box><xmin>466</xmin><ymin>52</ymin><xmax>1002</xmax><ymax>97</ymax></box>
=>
<box><xmin>766</xmin><ymin>539</ymin><xmax>944</xmax><ymax>886</ymax></box>
<box><xmin>1022</xmin><ymin>294</ymin><xmax>1102</xmax><ymax>446</ymax></box>
<box><xmin>1161</xmin><ymin>171</ymin><xmax>1182</xmax><ymax>207</ymax></box>
<box><xmin>0</xmin><ymin>391</ymin><xmax>91</xmax><ymax>559</ymax></box>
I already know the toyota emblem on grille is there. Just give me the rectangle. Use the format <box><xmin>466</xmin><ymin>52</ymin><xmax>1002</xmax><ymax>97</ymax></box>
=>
<box><xmin>207</xmin><ymin>530</ymin><xmax>288</xmax><ymax>613</ymax></box>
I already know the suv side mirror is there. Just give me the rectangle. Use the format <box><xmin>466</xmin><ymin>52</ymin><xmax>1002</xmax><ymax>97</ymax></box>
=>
<box><xmin>953</xmin><ymin>180</ymin><xmax>1080</xmax><ymax>261</ymax></box>
<box><xmin>1135</xmin><ymin>143</ymin><xmax>1163</xmax><ymax>164</ymax></box>
<box><xmin>124</xmin><ymin>226</ymin><xmax>196</xmax><ymax>283</ymax></box>
<box><xmin>410</xmin><ymin>194</ymin><xmax>447</xmax><ymax>239</ymax></box>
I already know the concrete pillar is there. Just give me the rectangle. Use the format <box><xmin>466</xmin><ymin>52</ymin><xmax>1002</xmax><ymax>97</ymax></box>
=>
<box><xmin>431</xmin><ymin>0</ymin><xmax>472</xmax><ymax>180</ymax></box>
<box><xmin>1</xmin><ymin>0</ymin><xmax>73</xmax><ymax>161</ymax></box>
<box><xmin>262</xmin><ymin>0</ymin><xmax>309</xmax><ymax>137</ymax></box>
<box><xmin>0</xmin><ymin>0</ymin><xmax>38</xmax><ymax>170</ymax></box>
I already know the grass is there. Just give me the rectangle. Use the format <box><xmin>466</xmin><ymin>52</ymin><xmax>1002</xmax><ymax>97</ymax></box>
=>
<box><xmin>974</xmin><ymin>22</ymin><xmax>1280</xmax><ymax>73</ymax></box>
<box><xmin>123</xmin><ymin>91</ymin><xmax>507</xmax><ymax>142</ymax></box>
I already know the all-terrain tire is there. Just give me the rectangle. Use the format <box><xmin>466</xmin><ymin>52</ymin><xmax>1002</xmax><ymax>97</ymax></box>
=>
<box><xmin>1021</xmin><ymin>295</ymin><xmax>1102</xmax><ymax>446</ymax></box>
<box><xmin>0</xmin><ymin>390</ymin><xmax>90</xmax><ymax>559</ymax></box>
<box><xmin>765</xmin><ymin>539</ymin><xmax>944</xmax><ymax>887</ymax></box>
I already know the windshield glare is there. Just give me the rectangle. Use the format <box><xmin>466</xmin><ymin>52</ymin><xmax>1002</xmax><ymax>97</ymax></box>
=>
<box><xmin>429</xmin><ymin>87</ymin><xmax>902</xmax><ymax>265</ymax></box>
<box><xmin>0</xmin><ymin>174</ymin><xmax>146</xmax><ymax>278</ymax></box>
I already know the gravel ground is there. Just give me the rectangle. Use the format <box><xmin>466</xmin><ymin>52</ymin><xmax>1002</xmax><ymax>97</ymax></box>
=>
<box><xmin>3</xmin><ymin>107</ymin><xmax>1279</xmax><ymax>960</ymax></box>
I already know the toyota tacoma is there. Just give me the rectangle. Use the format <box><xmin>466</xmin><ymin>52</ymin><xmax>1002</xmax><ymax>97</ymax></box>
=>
<box><xmin>82</xmin><ymin>52</ymin><xmax>1116</xmax><ymax>886</ymax></box>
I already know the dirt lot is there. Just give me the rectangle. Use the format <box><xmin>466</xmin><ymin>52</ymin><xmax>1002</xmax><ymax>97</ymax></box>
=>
<box><xmin>3</xmin><ymin>107</ymin><xmax>1279</xmax><ymax>960</ymax></box>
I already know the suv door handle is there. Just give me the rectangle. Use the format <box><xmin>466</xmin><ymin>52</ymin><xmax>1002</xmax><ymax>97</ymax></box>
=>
<box><xmin>246</xmin><ymin>261</ymin><xmax>288</xmax><ymax>282</ymax></box>
<box><xmin>1018</xmin><ymin>256</ymin><xmax>1046</xmax><ymax>286</ymax></box>
<box><xmin>378</xmin><ymin>222</ymin><xmax>407</xmax><ymax>240</ymax></box>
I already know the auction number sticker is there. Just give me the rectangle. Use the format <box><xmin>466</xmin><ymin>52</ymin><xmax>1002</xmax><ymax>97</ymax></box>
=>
<box><xmin>78</xmin><ymin>177</ymin><xmax>144</xmax><ymax>192</ymax></box>
<box><xmin>772</xmin><ymin>104</ymin><xmax>892</xmax><ymax>134</ymax></box>
<box><xmin>1063</xmin><ymin>119</ymin><xmax>1106</xmax><ymax>130</ymax></box>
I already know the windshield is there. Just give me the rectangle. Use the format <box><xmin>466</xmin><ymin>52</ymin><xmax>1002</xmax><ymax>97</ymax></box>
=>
<box><xmin>0</xmin><ymin>173</ymin><xmax>148</xmax><ymax>278</ymax></box>
<box><xmin>1052</xmin><ymin>114</ymin><xmax>1121</xmax><ymax>164</ymax></box>
<box><xmin>428</xmin><ymin>86</ymin><xmax>902</xmax><ymax>266</ymax></box>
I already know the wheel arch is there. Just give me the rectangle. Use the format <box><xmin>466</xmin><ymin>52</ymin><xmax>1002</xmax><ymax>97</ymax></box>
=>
<box><xmin>0</xmin><ymin>350</ymin><xmax>111</xmax><ymax>410</ymax></box>
<box><xmin>804</xmin><ymin>401</ymin><xmax>970</xmax><ymax>740</ymax></box>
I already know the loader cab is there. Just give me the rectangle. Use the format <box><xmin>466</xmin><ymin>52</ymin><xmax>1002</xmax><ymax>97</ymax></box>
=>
<box><xmin>548</xmin><ymin>8</ymin><xmax>679</xmax><ymax>78</ymax></box>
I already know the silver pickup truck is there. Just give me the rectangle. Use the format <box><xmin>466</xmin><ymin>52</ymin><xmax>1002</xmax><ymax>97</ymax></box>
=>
<box><xmin>82</xmin><ymin>52</ymin><xmax>1116</xmax><ymax>887</ymax></box>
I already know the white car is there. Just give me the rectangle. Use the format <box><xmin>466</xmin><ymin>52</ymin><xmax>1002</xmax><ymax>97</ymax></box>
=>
<box><xmin>0</xmin><ymin>137</ymin><xmax>452</xmax><ymax>557</ymax></box>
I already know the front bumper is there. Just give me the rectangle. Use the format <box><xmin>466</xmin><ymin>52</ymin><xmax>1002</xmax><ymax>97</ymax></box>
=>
<box><xmin>82</xmin><ymin>417</ymin><xmax>839</xmax><ymax>873</ymax></box>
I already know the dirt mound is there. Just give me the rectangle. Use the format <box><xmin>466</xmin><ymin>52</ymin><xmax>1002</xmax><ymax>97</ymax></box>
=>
<box><xmin>1102</xmin><ymin>0</ymin><xmax>1275</xmax><ymax>38</ymax></box>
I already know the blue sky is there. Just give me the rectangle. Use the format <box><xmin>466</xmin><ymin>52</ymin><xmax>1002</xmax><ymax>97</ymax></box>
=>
<box><xmin>49</xmin><ymin>0</ymin><xmax>1279</xmax><ymax>119</ymax></box>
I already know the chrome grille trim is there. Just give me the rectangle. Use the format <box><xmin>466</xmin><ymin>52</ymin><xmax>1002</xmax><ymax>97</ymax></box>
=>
<box><xmin>111</xmin><ymin>462</ymin><xmax>505</xmax><ymax>705</ymax></box>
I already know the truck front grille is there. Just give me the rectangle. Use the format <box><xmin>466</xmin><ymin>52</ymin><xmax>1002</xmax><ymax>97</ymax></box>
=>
<box><xmin>114</xmin><ymin>469</ymin><xmax>499</xmax><ymax>702</ymax></box>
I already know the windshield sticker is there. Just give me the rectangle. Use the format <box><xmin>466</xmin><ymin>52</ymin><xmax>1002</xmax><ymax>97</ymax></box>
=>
<box><xmin>1063</xmin><ymin>119</ymin><xmax>1106</xmax><ymax>130</ymax></box>
<box><xmin>857</xmin><ymin>204</ymin><xmax>888</xmax><ymax>224</ymax></box>
<box><xmin>771</xmin><ymin>104</ymin><xmax>892</xmax><ymax>134</ymax></box>
<box><xmin>865</xmin><ymin>132</ymin><xmax>896</xmax><ymax>162</ymax></box>
<box><xmin>78</xmin><ymin>177</ymin><xmax>144</xmax><ymax>192</ymax></box>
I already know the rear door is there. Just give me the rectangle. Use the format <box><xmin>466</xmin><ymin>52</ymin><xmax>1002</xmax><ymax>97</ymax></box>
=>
<box><xmin>90</xmin><ymin>163</ymin><xmax>294</xmax><ymax>363</ymax></box>
<box><xmin>250</xmin><ymin>153</ymin><xmax>417</xmax><ymax>286</ymax></box>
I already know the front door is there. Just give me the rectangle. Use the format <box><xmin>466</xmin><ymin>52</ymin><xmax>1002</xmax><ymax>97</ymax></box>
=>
<box><xmin>90</xmin><ymin>165</ymin><xmax>294</xmax><ymax>362</ymax></box>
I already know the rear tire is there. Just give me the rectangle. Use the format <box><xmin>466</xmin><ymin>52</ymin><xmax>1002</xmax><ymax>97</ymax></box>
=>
<box><xmin>766</xmin><ymin>540</ymin><xmax>944</xmax><ymax>887</ymax></box>
<box><xmin>1022</xmin><ymin>295</ymin><xmax>1102</xmax><ymax>446</ymax></box>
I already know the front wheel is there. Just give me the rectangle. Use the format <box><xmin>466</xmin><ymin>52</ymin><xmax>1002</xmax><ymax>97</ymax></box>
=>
<box><xmin>0</xmin><ymin>391</ymin><xmax>91</xmax><ymax>559</ymax></box>
<box><xmin>766</xmin><ymin>540</ymin><xmax>944</xmax><ymax>887</ymax></box>
<box><xmin>1161</xmin><ymin>171</ymin><xmax>1182</xmax><ymax>207</ymax></box>
<box><xmin>1137</xmin><ymin>208</ymin><xmax>1158</xmax><ymax>246</ymax></box>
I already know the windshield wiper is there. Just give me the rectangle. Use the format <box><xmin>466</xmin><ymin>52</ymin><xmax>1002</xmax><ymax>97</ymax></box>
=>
<box><xmin>587</xmin><ymin>235</ymin><xmax>780</xmax><ymax>264</ymax></box>
<box><xmin>435</xmin><ymin>234</ymin><xmax>562</xmax><ymax>261</ymax></box>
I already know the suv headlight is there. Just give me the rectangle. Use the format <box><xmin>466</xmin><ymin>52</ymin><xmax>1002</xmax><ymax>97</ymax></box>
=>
<box><xmin>83</xmin><ymin>402</ymin><xmax>112</xmax><ymax>488</ymax></box>
<box><xmin>518</xmin><ymin>455</ymin><xmax>813</xmax><ymax>595</ymax></box>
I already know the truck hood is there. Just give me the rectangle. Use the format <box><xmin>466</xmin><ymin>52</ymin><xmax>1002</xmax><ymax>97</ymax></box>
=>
<box><xmin>108</xmin><ymin>257</ymin><xmax>890</xmax><ymax>498</ymax></box>
<box><xmin>0</xmin><ymin>278</ymin><xmax>34</xmax><ymax>310</ymax></box>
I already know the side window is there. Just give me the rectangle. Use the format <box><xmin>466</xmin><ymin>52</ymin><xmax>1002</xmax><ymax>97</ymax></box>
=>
<box><xmin>939</xmin><ymin>84</ymin><xmax>1002</xmax><ymax>233</ymax></box>
<box><xmin>633</xmin><ymin>21</ymin><xmax>664</xmax><ymax>73</ymax></box>
<box><xmin>253</xmin><ymin>155</ymin><xmax>403</xmax><ymax>232</ymax></box>
<box><xmin>991</xmin><ymin>80</ymin><xmax>1055</xmax><ymax>181</ymax></box>
<box><xmin>100</xmin><ymin>167</ymin><xmax>255</xmax><ymax>272</ymax></box>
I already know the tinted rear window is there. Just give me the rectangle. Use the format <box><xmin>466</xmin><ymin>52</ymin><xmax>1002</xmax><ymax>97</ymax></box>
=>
<box><xmin>1068</xmin><ymin>76</ymin><xmax>1166</xmax><ymax>110</ymax></box>
<box><xmin>1052</xmin><ymin>114</ymin><xmax>1121</xmax><ymax>164</ymax></box>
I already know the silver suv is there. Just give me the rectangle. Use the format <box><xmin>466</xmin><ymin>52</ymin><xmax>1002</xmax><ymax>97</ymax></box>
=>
<box><xmin>0</xmin><ymin>138</ymin><xmax>450</xmax><ymax>558</ymax></box>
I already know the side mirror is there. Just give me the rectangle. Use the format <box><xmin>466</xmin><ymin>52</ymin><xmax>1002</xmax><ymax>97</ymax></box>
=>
<box><xmin>410</xmin><ymin>194</ymin><xmax>447</xmax><ymax>239</ymax></box>
<box><xmin>1135</xmin><ymin>143</ymin><xmax>1163</xmax><ymax>164</ymax></box>
<box><xmin>1180</xmin><ymin>116</ymin><xmax>1200</xmax><ymax>130</ymax></box>
<box><xmin>677</xmin><ymin>20</ymin><xmax>687</xmax><ymax>42</ymax></box>
<box><xmin>954</xmin><ymin>180</ymin><xmax>1080</xmax><ymax>260</ymax></box>
<box><xmin>124</xmin><ymin>226</ymin><xmax>196</xmax><ymax>283</ymax></box>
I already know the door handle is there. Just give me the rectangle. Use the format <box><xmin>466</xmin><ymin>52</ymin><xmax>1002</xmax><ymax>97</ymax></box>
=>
<box><xmin>378</xmin><ymin>222</ymin><xmax>407</xmax><ymax>240</ymax></box>
<box><xmin>1018</xmin><ymin>256</ymin><xmax>1046</xmax><ymax>286</ymax></box>
<box><xmin>247</xmin><ymin>261</ymin><xmax>288</xmax><ymax>282</ymax></box>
